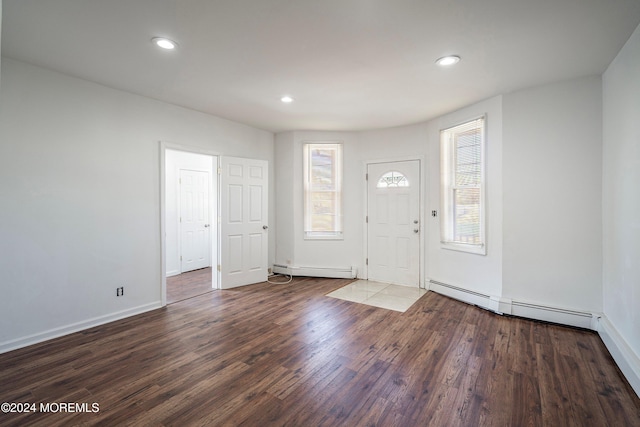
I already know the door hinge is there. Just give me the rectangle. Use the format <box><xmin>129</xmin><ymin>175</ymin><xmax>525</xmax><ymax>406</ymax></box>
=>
<box><xmin>366</xmin><ymin>258</ymin><xmax>368</xmax><ymax>265</ymax></box>
<box><xmin>366</xmin><ymin>215</ymin><xmax>368</xmax><ymax>223</ymax></box>
<box><xmin>179</xmin><ymin>178</ymin><xmax>181</xmax><ymax>184</ymax></box>
<box><xmin>365</xmin><ymin>173</ymin><xmax>368</xmax><ymax>180</ymax></box>
<box><xmin>218</xmin><ymin>167</ymin><xmax>222</xmax><ymax>174</ymax></box>
<box><xmin>180</xmin><ymin>256</ymin><xmax>183</xmax><ymax>261</ymax></box>
<box><xmin>217</xmin><ymin>265</ymin><xmax>221</xmax><ymax>272</ymax></box>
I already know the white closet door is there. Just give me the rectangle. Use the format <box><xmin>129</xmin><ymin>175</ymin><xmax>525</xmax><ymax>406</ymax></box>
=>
<box><xmin>180</xmin><ymin>169</ymin><xmax>211</xmax><ymax>272</ymax></box>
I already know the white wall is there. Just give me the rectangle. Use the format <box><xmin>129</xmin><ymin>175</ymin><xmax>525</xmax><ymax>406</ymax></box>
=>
<box><xmin>602</xmin><ymin>22</ymin><xmax>640</xmax><ymax>395</ymax></box>
<box><xmin>274</xmin><ymin>131</ymin><xmax>362</xmax><ymax>271</ymax></box>
<box><xmin>0</xmin><ymin>58</ymin><xmax>274</xmax><ymax>352</ymax></box>
<box><xmin>357</xmin><ymin>122</ymin><xmax>430</xmax><ymax>282</ymax></box>
<box><xmin>275</xmin><ymin>126</ymin><xmax>432</xmax><ymax>277</ymax></box>
<box><xmin>274</xmin><ymin>131</ymin><xmax>296</xmax><ymax>267</ymax></box>
<box><xmin>274</xmin><ymin>96</ymin><xmax>503</xmax><ymax>296</ymax></box>
<box><xmin>0</xmin><ymin>1</ymin><xmax>3</xmax><ymax>87</ymax></box>
<box><xmin>502</xmin><ymin>76</ymin><xmax>603</xmax><ymax>313</ymax></box>
<box><xmin>165</xmin><ymin>149</ymin><xmax>216</xmax><ymax>277</ymax></box>
<box><xmin>426</xmin><ymin>96</ymin><xmax>504</xmax><ymax>298</ymax></box>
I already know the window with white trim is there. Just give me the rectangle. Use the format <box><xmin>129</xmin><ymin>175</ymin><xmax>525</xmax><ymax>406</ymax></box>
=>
<box><xmin>303</xmin><ymin>142</ymin><xmax>343</xmax><ymax>239</ymax></box>
<box><xmin>440</xmin><ymin>117</ymin><xmax>486</xmax><ymax>254</ymax></box>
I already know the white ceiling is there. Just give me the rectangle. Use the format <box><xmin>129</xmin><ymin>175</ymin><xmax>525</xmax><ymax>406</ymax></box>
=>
<box><xmin>3</xmin><ymin>0</ymin><xmax>640</xmax><ymax>133</ymax></box>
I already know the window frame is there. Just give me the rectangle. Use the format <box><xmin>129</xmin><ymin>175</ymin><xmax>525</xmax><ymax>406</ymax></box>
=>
<box><xmin>303</xmin><ymin>142</ymin><xmax>343</xmax><ymax>240</ymax></box>
<box><xmin>440</xmin><ymin>116</ymin><xmax>487</xmax><ymax>255</ymax></box>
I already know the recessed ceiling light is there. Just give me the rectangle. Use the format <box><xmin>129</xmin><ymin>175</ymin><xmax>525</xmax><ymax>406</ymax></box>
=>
<box><xmin>436</xmin><ymin>55</ymin><xmax>461</xmax><ymax>66</ymax></box>
<box><xmin>152</xmin><ymin>37</ymin><xmax>177</xmax><ymax>50</ymax></box>
<box><xmin>281</xmin><ymin>96</ymin><xmax>294</xmax><ymax>103</ymax></box>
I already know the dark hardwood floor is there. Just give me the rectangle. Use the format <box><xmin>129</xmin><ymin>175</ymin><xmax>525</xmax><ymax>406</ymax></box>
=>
<box><xmin>166</xmin><ymin>267</ymin><xmax>213</xmax><ymax>304</ymax></box>
<box><xmin>1</xmin><ymin>277</ymin><xmax>639</xmax><ymax>426</ymax></box>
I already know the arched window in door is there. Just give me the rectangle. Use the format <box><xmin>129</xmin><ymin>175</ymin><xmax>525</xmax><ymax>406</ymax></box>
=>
<box><xmin>377</xmin><ymin>171</ymin><xmax>409</xmax><ymax>188</ymax></box>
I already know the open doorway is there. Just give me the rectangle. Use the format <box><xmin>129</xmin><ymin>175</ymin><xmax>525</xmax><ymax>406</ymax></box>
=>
<box><xmin>163</xmin><ymin>148</ymin><xmax>218</xmax><ymax>304</ymax></box>
<box><xmin>166</xmin><ymin>266</ymin><xmax>213</xmax><ymax>304</ymax></box>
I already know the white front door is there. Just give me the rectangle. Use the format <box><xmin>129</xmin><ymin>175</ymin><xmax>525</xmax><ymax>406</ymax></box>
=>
<box><xmin>180</xmin><ymin>169</ymin><xmax>211</xmax><ymax>273</ymax></box>
<box><xmin>220</xmin><ymin>157</ymin><xmax>268</xmax><ymax>289</ymax></box>
<box><xmin>367</xmin><ymin>160</ymin><xmax>421</xmax><ymax>286</ymax></box>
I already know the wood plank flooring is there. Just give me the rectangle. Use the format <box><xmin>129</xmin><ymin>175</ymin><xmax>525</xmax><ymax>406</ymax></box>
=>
<box><xmin>166</xmin><ymin>267</ymin><xmax>213</xmax><ymax>304</ymax></box>
<box><xmin>1</xmin><ymin>277</ymin><xmax>639</xmax><ymax>426</ymax></box>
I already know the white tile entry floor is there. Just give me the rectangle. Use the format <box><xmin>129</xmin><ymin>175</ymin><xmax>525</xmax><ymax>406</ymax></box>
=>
<box><xmin>326</xmin><ymin>280</ymin><xmax>427</xmax><ymax>312</ymax></box>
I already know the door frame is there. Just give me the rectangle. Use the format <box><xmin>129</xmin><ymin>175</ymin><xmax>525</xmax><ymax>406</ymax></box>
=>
<box><xmin>160</xmin><ymin>141</ymin><xmax>221</xmax><ymax>307</ymax></box>
<box><xmin>363</xmin><ymin>155</ymin><xmax>426</xmax><ymax>288</ymax></box>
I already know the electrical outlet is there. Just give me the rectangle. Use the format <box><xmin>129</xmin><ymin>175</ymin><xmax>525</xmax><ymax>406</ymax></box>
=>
<box><xmin>116</xmin><ymin>286</ymin><xmax>124</xmax><ymax>297</ymax></box>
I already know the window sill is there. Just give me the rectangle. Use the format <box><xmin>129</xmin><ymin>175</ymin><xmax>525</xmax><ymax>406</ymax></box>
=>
<box><xmin>441</xmin><ymin>241</ymin><xmax>486</xmax><ymax>255</ymax></box>
<box><xmin>304</xmin><ymin>234</ymin><xmax>344</xmax><ymax>241</ymax></box>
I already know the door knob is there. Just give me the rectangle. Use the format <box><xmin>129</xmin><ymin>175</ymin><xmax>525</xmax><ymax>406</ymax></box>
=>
<box><xmin>204</xmin><ymin>224</ymin><xmax>210</xmax><ymax>228</ymax></box>
<box><xmin>263</xmin><ymin>225</ymin><xmax>269</xmax><ymax>230</ymax></box>
<box><xmin>413</xmin><ymin>229</ymin><xmax>419</xmax><ymax>233</ymax></box>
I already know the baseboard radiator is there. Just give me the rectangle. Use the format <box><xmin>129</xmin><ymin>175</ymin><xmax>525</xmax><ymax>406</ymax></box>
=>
<box><xmin>510</xmin><ymin>301</ymin><xmax>595</xmax><ymax>329</ymax></box>
<box><xmin>273</xmin><ymin>264</ymin><xmax>357</xmax><ymax>279</ymax></box>
<box><xmin>428</xmin><ymin>279</ymin><xmax>502</xmax><ymax>314</ymax></box>
<box><xmin>428</xmin><ymin>279</ymin><xmax>597</xmax><ymax>330</ymax></box>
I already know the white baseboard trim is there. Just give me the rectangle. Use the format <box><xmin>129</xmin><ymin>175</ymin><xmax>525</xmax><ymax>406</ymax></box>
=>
<box><xmin>166</xmin><ymin>269</ymin><xmax>180</xmax><ymax>277</ymax></box>
<box><xmin>0</xmin><ymin>302</ymin><xmax>163</xmax><ymax>355</ymax></box>
<box><xmin>273</xmin><ymin>264</ymin><xmax>357</xmax><ymax>279</ymax></box>
<box><xmin>597</xmin><ymin>315</ymin><xmax>640</xmax><ymax>398</ymax></box>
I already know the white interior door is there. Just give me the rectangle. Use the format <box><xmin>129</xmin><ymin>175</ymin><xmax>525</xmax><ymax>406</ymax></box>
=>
<box><xmin>180</xmin><ymin>169</ymin><xmax>211</xmax><ymax>272</ymax></box>
<box><xmin>367</xmin><ymin>160</ymin><xmax>420</xmax><ymax>286</ymax></box>
<box><xmin>220</xmin><ymin>157</ymin><xmax>268</xmax><ymax>289</ymax></box>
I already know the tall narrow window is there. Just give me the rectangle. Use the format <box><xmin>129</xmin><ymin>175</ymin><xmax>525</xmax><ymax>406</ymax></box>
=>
<box><xmin>304</xmin><ymin>142</ymin><xmax>343</xmax><ymax>239</ymax></box>
<box><xmin>440</xmin><ymin>117</ymin><xmax>486</xmax><ymax>254</ymax></box>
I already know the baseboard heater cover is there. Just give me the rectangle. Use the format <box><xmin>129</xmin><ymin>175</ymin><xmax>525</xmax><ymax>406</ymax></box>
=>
<box><xmin>273</xmin><ymin>264</ymin><xmax>357</xmax><ymax>279</ymax></box>
<box><xmin>428</xmin><ymin>279</ymin><xmax>597</xmax><ymax>330</ymax></box>
<box><xmin>511</xmin><ymin>300</ymin><xmax>595</xmax><ymax>330</ymax></box>
<box><xmin>428</xmin><ymin>279</ymin><xmax>502</xmax><ymax>314</ymax></box>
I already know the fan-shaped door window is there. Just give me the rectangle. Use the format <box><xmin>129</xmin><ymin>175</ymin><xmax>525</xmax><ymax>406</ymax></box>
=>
<box><xmin>377</xmin><ymin>171</ymin><xmax>409</xmax><ymax>188</ymax></box>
